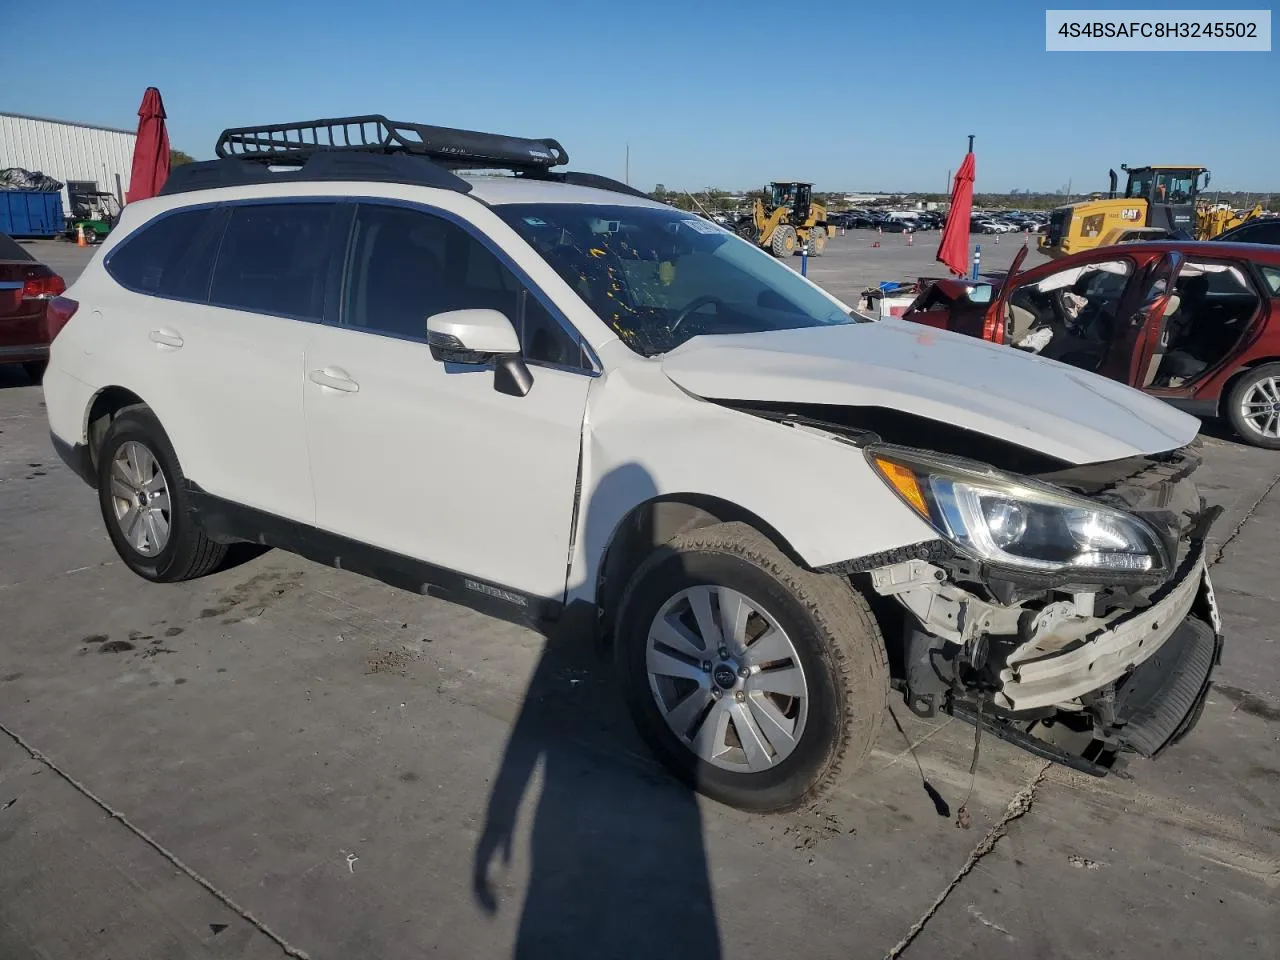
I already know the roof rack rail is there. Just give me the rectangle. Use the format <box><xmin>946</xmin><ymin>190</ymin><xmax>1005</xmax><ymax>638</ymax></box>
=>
<box><xmin>159</xmin><ymin>151</ymin><xmax>474</xmax><ymax>197</ymax></box>
<box><xmin>215</xmin><ymin>114</ymin><xmax>568</xmax><ymax>173</ymax></box>
<box><xmin>157</xmin><ymin>114</ymin><xmax>655</xmax><ymax>204</ymax></box>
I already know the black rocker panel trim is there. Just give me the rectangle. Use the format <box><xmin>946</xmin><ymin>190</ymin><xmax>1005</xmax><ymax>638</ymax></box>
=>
<box><xmin>185</xmin><ymin>484</ymin><xmax>562</xmax><ymax>626</ymax></box>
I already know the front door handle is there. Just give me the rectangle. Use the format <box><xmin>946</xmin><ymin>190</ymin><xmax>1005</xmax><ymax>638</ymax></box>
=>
<box><xmin>149</xmin><ymin>329</ymin><xmax>184</xmax><ymax>349</ymax></box>
<box><xmin>309</xmin><ymin>367</ymin><xmax>359</xmax><ymax>393</ymax></box>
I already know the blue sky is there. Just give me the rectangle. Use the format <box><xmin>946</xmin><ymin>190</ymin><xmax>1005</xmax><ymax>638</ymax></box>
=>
<box><xmin>2</xmin><ymin>0</ymin><xmax>1276</xmax><ymax>193</ymax></box>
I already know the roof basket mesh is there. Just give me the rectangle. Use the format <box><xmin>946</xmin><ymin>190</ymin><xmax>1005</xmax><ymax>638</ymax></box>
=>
<box><xmin>215</xmin><ymin>114</ymin><xmax>569</xmax><ymax>172</ymax></box>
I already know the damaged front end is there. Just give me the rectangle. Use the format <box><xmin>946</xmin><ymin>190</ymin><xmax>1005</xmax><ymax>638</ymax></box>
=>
<box><xmin>860</xmin><ymin>440</ymin><xmax>1223</xmax><ymax>776</ymax></box>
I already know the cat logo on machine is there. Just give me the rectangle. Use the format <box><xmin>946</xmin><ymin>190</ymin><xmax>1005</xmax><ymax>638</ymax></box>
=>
<box><xmin>1120</xmin><ymin>208</ymin><xmax>1142</xmax><ymax>221</ymax></box>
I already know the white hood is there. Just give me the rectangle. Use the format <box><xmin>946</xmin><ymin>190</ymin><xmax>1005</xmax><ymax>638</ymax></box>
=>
<box><xmin>660</xmin><ymin>320</ymin><xmax>1200</xmax><ymax>465</ymax></box>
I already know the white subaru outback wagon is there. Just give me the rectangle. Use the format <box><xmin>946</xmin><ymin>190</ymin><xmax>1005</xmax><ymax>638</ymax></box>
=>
<box><xmin>44</xmin><ymin>116</ymin><xmax>1224</xmax><ymax>812</ymax></box>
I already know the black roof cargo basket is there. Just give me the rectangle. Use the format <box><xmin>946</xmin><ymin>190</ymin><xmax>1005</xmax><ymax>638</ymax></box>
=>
<box><xmin>215</xmin><ymin>114</ymin><xmax>568</xmax><ymax>173</ymax></box>
<box><xmin>159</xmin><ymin>113</ymin><xmax>650</xmax><ymax>201</ymax></box>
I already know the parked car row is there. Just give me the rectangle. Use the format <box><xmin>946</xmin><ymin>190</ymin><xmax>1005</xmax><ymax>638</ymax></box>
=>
<box><xmin>828</xmin><ymin>210</ymin><xmax>946</xmax><ymax>232</ymax></box>
<box><xmin>826</xmin><ymin>209</ymin><xmax>1049</xmax><ymax>235</ymax></box>
<box><xmin>972</xmin><ymin>211</ymin><xmax>1048</xmax><ymax>234</ymax></box>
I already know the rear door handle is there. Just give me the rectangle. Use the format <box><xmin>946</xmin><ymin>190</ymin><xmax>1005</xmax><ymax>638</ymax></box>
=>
<box><xmin>309</xmin><ymin>367</ymin><xmax>359</xmax><ymax>393</ymax></box>
<box><xmin>149</xmin><ymin>329</ymin><xmax>184</xmax><ymax>349</ymax></box>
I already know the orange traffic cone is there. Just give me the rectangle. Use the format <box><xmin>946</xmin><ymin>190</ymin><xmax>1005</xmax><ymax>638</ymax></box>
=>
<box><xmin>994</xmin><ymin>233</ymin><xmax>999</xmax><ymax>245</ymax></box>
<box><xmin>907</xmin><ymin>231</ymin><xmax>913</xmax><ymax>246</ymax></box>
<box><xmin>76</xmin><ymin>224</ymin><xmax>87</xmax><ymax>247</ymax></box>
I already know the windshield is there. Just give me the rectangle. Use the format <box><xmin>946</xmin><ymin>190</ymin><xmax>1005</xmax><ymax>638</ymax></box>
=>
<box><xmin>1126</xmin><ymin>169</ymin><xmax>1199</xmax><ymax>202</ymax></box>
<box><xmin>495</xmin><ymin>203</ymin><xmax>856</xmax><ymax>357</ymax></box>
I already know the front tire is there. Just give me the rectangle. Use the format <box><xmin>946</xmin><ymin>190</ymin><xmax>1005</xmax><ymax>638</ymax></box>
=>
<box><xmin>97</xmin><ymin>406</ymin><xmax>228</xmax><ymax>582</ymax></box>
<box><xmin>615</xmin><ymin>522</ymin><xmax>888</xmax><ymax>812</ymax></box>
<box><xmin>1226</xmin><ymin>363</ymin><xmax>1280</xmax><ymax>449</ymax></box>
<box><xmin>22</xmin><ymin>360</ymin><xmax>46</xmax><ymax>384</ymax></box>
<box><xmin>770</xmin><ymin>225</ymin><xmax>797</xmax><ymax>258</ymax></box>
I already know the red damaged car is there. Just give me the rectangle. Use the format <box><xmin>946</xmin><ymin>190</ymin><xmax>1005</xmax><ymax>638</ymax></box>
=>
<box><xmin>0</xmin><ymin>231</ymin><xmax>68</xmax><ymax>383</ymax></box>
<box><xmin>903</xmin><ymin>241</ymin><xmax>1280</xmax><ymax>448</ymax></box>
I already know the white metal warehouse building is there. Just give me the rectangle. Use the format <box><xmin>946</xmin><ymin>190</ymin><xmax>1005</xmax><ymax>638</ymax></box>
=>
<box><xmin>0</xmin><ymin>112</ymin><xmax>137</xmax><ymax>208</ymax></box>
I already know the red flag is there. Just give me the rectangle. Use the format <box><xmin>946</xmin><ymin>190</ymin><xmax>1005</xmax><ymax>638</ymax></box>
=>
<box><xmin>126</xmin><ymin>87</ymin><xmax>170</xmax><ymax>203</ymax></box>
<box><xmin>936</xmin><ymin>150</ymin><xmax>975</xmax><ymax>277</ymax></box>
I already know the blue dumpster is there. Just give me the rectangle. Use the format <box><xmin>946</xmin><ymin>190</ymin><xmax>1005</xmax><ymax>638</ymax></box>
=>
<box><xmin>0</xmin><ymin>191</ymin><xmax>65</xmax><ymax>238</ymax></box>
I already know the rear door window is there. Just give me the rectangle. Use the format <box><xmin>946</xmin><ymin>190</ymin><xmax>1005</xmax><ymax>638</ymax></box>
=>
<box><xmin>209</xmin><ymin>203</ymin><xmax>336</xmax><ymax>320</ymax></box>
<box><xmin>106</xmin><ymin>207</ymin><xmax>224</xmax><ymax>300</ymax></box>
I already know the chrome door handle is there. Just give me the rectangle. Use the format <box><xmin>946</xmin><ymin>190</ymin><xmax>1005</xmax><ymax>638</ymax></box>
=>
<box><xmin>149</xmin><ymin>329</ymin><xmax>183</xmax><ymax>348</ymax></box>
<box><xmin>308</xmin><ymin>368</ymin><xmax>359</xmax><ymax>393</ymax></box>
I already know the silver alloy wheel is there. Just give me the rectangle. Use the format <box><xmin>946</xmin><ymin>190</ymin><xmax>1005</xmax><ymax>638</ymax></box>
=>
<box><xmin>646</xmin><ymin>585</ymin><xmax>809</xmax><ymax>773</ymax></box>
<box><xmin>1239</xmin><ymin>376</ymin><xmax>1280</xmax><ymax>439</ymax></box>
<box><xmin>109</xmin><ymin>441</ymin><xmax>171</xmax><ymax>557</ymax></box>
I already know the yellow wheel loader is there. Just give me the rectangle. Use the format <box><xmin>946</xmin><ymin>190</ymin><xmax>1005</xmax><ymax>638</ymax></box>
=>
<box><xmin>1038</xmin><ymin>165</ymin><xmax>1263</xmax><ymax>259</ymax></box>
<box><xmin>735</xmin><ymin>182</ymin><xmax>831</xmax><ymax>258</ymax></box>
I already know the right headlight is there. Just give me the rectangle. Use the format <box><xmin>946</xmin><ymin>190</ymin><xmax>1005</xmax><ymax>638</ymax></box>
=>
<box><xmin>868</xmin><ymin>446</ymin><xmax>1168</xmax><ymax>577</ymax></box>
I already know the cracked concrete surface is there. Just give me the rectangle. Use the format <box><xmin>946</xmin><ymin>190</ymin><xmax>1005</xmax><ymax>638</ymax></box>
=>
<box><xmin>885</xmin><ymin>763</ymin><xmax>1051</xmax><ymax>959</ymax></box>
<box><xmin>1</xmin><ymin>237</ymin><xmax>1277</xmax><ymax>959</ymax></box>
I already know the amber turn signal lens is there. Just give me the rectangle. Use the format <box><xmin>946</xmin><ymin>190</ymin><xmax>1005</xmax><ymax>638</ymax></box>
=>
<box><xmin>873</xmin><ymin>458</ymin><xmax>929</xmax><ymax>518</ymax></box>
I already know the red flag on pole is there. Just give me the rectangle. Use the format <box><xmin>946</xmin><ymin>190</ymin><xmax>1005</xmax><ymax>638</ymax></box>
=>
<box><xmin>936</xmin><ymin>149</ymin><xmax>975</xmax><ymax>277</ymax></box>
<box><xmin>126</xmin><ymin>87</ymin><xmax>170</xmax><ymax>204</ymax></box>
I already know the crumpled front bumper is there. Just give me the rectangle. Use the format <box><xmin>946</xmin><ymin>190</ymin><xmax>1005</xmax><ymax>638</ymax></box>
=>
<box><xmin>997</xmin><ymin>545</ymin><xmax>1221</xmax><ymax>713</ymax></box>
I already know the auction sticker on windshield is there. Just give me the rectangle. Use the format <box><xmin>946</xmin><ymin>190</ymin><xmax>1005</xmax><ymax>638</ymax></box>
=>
<box><xmin>681</xmin><ymin>218</ymin><xmax>727</xmax><ymax>235</ymax></box>
<box><xmin>1046</xmin><ymin>10</ymin><xmax>1271</xmax><ymax>50</ymax></box>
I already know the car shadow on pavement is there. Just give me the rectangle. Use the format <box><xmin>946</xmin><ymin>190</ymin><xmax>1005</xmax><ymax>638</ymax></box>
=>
<box><xmin>472</xmin><ymin>463</ymin><xmax>723</xmax><ymax>959</ymax></box>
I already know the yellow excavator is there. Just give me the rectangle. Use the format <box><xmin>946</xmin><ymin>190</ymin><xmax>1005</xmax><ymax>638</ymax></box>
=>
<box><xmin>1038</xmin><ymin>164</ymin><xmax>1263</xmax><ymax>259</ymax></box>
<box><xmin>736</xmin><ymin>182</ymin><xmax>831</xmax><ymax>258</ymax></box>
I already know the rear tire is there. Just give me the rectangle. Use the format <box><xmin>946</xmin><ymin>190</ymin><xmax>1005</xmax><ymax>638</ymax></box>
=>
<box><xmin>97</xmin><ymin>406</ymin><xmax>228</xmax><ymax>582</ymax></box>
<box><xmin>614</xmin><ymin>521</ymin><xmax>888</xmax><ymax>812</ymax></box>
<box><xmin>1226</xmin><ymin>363</ymin><xmax>1280</xmax><ymax>449</ymax></box>
<box><xmin>22</xmin><ymin>360</ymin><xmax>46</xmax><ymax>384</ymax></box>
<box><xmin>771</xmin><ymin>225</ymin><xmax>797</xmax><ymax>258</ymax></box>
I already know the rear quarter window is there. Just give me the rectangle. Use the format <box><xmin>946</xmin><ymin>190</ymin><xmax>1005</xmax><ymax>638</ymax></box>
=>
<box><xmin>106</xmin><ymin>207</ymin><xmax>223</xmax><ymax>300</ymax></box>
<box><xmin>1261</xmin><ymin>266</ymin><xmax>1280</xmax><ymax>296</ymax></box>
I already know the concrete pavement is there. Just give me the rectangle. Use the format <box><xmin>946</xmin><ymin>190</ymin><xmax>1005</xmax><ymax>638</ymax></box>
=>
<box><xmin>0</xmin><ymin>236</ymin><xmax>1276</xmax><ymax>959</ymax></box>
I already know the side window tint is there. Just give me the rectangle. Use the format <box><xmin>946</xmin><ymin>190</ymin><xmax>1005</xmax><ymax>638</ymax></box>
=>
<box><xmin>1245</xmin><ymin>222</ymin><xmax>1280</xmax><ymax>245</ymax></box>
<box><xmin>210</xmin><ymin>203</ymin><xmax>335</xmax><ymax>319</ymax></box>
<box><xmin>107</xmin><ymin>208</ymin><xmax>221</xmax><ymax>300</ymax></box>
<box><xmin>342</xmin><ymin>204</ymin><xmax>585</xmax><ymax>367</ymax></box>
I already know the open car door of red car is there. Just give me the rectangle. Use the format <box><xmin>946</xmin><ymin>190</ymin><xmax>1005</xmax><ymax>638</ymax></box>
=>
<box><xmin>981</xmin><ymin>243</ymin><xmax>1030</xmax><ymax>344</ymax></box>
<box><xmin>1098</xmin><ymin>250</ymin><xmax>1184</xmax><ymax>388</ymax></box>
